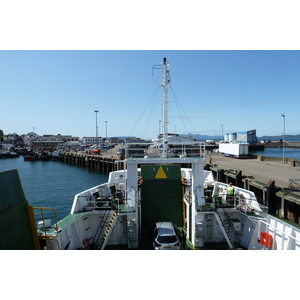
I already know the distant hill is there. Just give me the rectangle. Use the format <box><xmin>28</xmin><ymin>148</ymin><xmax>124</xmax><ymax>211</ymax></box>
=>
<box><xmin>259</xmin><ymin>134</ymin><xmax>300</xmax><ymax>140</ymax></box>
<box><xmin>181</xmin><ymin>134</ymin><xmax>223</xmax><ymax>141</ymax></box>
<box><xmin>109</xmin><ymin>136</ymin><xmax>136</xmax><ymax>139</ymax></box>
<box><xmin>182</xmin><ymin>133</ymin><xmax>300</xmax><ymax>141</ymax></box>
<box><xmin>112</xmin><ymin>134</ymin><xmax>300</xmax><ymax>142</ymax></box>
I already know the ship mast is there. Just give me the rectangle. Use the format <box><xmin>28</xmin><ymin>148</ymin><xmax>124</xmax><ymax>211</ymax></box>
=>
<box><xmin>161</xmin><ymin>57</ymin><xmax>170</xmax><ymax>158</ymax></box>
<box><xmin>152</xmin><ymin>57</ymin><xmax>171</xmax><ymax>158</ymax></box>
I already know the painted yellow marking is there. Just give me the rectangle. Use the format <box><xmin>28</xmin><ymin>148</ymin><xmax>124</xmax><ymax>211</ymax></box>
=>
<box><xmin>155</xmin><ymin>166</ymin><xmax>167</xmax><ymax>179</ymax></box>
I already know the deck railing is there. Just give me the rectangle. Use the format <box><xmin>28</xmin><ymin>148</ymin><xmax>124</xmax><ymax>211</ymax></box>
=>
<box><xmin>77</xmin><ymin>194</ymin><xmax>136</xmax><ymax>214</ymax></box>
<box><xmin>202</xmin><ymin>194</ymin><xmax>268</xmax><ymax>215</ymax></box>
<box><xmin>34</xmin><ymin>207</ymin><xmax>61</xmax><ymax>250</ymax></box>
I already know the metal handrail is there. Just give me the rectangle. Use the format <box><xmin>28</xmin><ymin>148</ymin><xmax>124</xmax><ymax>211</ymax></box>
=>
<box><xmin>253</xmin><ymin>218</ymin><xmax>300</xmax><ymax>242</ymax></box>
<box><xmin>39</xmin><ymin>237</ymin><xmax>61</xmax><ymax>250</ymax></box>
<box><xmin>34</xmin><ymin>207</ymin><xmax>59</xmax><ymax>237</ymax></box>
<box><xmin>221</xmin><ymin>206</ymin><xmax>242</xmax><ymax>245</ymax></box>
<box><xmin>33</xmin><ymin>207</ymin><xmax>61</xmax><ymax>250</ymax></box>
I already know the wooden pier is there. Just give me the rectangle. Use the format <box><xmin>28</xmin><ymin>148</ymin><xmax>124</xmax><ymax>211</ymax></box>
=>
<box><xmin>59</xmin><ymin>152</ymin><xmax>124</xmax><ymax>173</ymax></box>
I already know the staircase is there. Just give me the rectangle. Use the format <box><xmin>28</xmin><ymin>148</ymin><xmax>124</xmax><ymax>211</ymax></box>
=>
<box><xmin>92</xmin><ymin>210</ymin><xmax>118</xmax><ymax>250</ymax></box>
<box><xmin>215</xmin><ymin>209</ymin><xmax>236</xmax><ymax>249</ymax></box>
<box><xmin>221</xmin><ymin>206</ymin><xmax>242</xmax><ymax>247</ymax></box>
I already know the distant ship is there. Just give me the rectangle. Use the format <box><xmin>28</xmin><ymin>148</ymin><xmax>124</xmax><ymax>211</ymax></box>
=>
<box><xmin>0</xmin><ymin>151</ymin><xmax>19</xmax><ymax>159</ymax></box>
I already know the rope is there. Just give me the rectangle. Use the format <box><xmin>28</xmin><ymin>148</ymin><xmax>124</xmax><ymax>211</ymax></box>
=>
<box><xmin>169</xmin><ymin>86</ymin><xmax>197</xmax><ymax>135</ymax></box>
<box><xmin>128</xmin><ymin>85</ymin><xmax>160</xmax><ymax>137</ymax></box>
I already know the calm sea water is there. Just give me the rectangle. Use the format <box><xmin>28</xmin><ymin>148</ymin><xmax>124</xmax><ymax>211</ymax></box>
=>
<box><xmin>0</xmin><ymin>156</ymin><xmax>108</xmax><ymax>221</ymax></box>
<box><xmin>251</xmin><ymin>147</ymin><xmax>300</xmax><ymax>161</ymax></box>
<box><xmin>1</xmin><ymin>148</ymin><xmax>299</xmax><ymax>221</ymax></box>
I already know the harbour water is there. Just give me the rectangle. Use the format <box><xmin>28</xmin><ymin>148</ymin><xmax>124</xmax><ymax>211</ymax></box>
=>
<box><xmin>251</xmin><ymin>147</ymin><xmax>300</xmax><ymax>161</ymax></box>
<box><xmin>1</xmin><ymin>147</ymin><xmax>299</xmax><ymax>222</ymax></box>
<box><xmin>0</xmin><ymin>156</ymin><xmax>108</xmax><ymax>221</ymax></box>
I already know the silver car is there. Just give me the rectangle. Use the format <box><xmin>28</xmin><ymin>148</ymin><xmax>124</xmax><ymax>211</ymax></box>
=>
<box><xmin>153</xmin><ymin>222</ymin><xmax>180</xmax><ymax>250</ymax></box>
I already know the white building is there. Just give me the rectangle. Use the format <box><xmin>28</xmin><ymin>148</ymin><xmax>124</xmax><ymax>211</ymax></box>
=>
<box><xmin>82</xmin><ymin>137</ymin><xmax>103</xmax><ymax>146</ymax></box>
<box><xmin>153</xmin><ymin>134</ymin><xmax>196</xmax><ymax>147</ymax></box>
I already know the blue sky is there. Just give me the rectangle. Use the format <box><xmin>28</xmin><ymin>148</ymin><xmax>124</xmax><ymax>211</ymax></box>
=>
<box><xmin>1</xmin><ymin>50</ymin><xmax>299</xmax><ymax>139</ymax></box>
<box><xmin>1</xmin><ymin>2</ymin><xmax>300</xmax><ymax>140</ymax></box>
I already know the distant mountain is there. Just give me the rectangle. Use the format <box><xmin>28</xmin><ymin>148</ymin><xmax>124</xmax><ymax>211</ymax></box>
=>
<box><xmin>110</xmin><ymin>136</ymin><xmax>136</xmax><ymax>139</ymax></box>
<box><xmin>179</xmin><ymin>133</ymin><xmax>300</xmax><ymax>142</ymax></box>
<box><xmin>259</xmin><ymin>134</ymin><xmax>300</xmax><ymax>140</ymax></box>
<box><xmin>181</xmin><ymin>134</ymin><xmax>223</xmax><ymax>141</ymax></box>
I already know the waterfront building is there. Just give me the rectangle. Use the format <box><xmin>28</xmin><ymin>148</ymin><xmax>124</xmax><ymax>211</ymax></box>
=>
<box><xmin>237</xmin><ymin>129</ymin><xmax>257</xmax><ymax>144</ymax></box>
<box><xmin>2</xmin><ymin>133</ymin><xmax>24</xmax><ymax>148</ymax></box>
<box><xmin>153</xmin><ymin>134</ymin><xmax>196</xmax><ymax>147</ymax></box>
<box><xmin>82</xmin><ymin>136</ymin><xmax>103</xmax><ymax>146</ymax></box>
<box><xmin>223</xmin><ymin>129</ymin><xmax>257</xmax><ymax>145</ymax></box>
<box><xmin>108</xmin><ymin>137</ymin><xmax>123</xmax><ymax>143</ymax></box>
<box><xmin>30</xmin><ymin>134</ymin><xmax>80</xmax><ymax>150</ymax></box>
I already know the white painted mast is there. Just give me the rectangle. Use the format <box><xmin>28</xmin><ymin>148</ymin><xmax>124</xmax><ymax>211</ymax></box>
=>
<box><xmin>161</xmin><ymin>57</ymin><xmax>170</xmax><ymax>158</ymax></box>
<box><xmin>152</xmin><ymin>57</ymin><xmax>171</xmax><ymax>158</ymax></box>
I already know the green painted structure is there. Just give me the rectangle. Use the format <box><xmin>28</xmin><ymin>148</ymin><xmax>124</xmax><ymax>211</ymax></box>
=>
<box><xmin>140</xmin><ymin>165</ymin><xmax>183</xmax><ymax>228</ymax></box>
<box><xmin>0</xmin><ymin>169</ymin><xmax>39</xmax><ymax>250</ymax></box>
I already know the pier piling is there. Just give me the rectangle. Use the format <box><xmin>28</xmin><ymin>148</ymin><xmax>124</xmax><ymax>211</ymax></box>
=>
<box><xmin>59</xmin><ymin>152</ymin><xmax>116</xmax><ymax>173</ymax></box>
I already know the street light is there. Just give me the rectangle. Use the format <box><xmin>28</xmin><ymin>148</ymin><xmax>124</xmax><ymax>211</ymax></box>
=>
<box><xmin>95</xmin><ymin>110</ymin><xmax>99</xmax><ymax>146</ymax></box>
<box><xmin>282</xmin><ymin>113</ymin><xmax>285</xmax><ymax>163</ymax></box>
<box><xmin>105</xmin><ymin>121</ymin><xmax>108</xmax><ymax>142</ymax></box>
<box><xmin>159</xmin><ymin>120</ymin><xmax>161</xmax><ymax>137</ymax></box>
<box><xmin>221</xmin><ymin>124</ymin><xmax>223</xmax><ymax>140</ymax></box>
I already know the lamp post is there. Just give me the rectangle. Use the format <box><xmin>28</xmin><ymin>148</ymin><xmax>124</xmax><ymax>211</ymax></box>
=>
<box><xmin>95</xmin><ymin>110</ymin><xmax>99</xmax><ymax>147</ymax></box>
<box><xmin>159</xmin><ymin>120</ymin><xmax>161</xmax><ymax>137</ymax></box>
<box><xmin>221</xmin><ymin>124</ymin><xmax>223</xmax><ymax>140</ymax></box>
<box><xmin>105</xmin><ymin>121</ymin><xmax>108</xmax><ymax>142</ymax></box>
<box><xmin>282</xmin><ymin>113</ymin><xmax>285</xmax><ymax>163</ymax></box>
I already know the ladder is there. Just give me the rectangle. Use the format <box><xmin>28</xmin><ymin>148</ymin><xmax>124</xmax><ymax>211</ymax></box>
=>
<box><xmin>215</xmin><ymin>210</ymin><xmax>235</xmax><ymax>249</ymax></box>
<box><xmin>93</xmin><ymin>210</ymin><xmax>117</xmax><ymax>250</ymax></box>
<box><xmin>221</xmin><ymin>206</ymin><xmax>242</xmax><ymax>247</ymax></box>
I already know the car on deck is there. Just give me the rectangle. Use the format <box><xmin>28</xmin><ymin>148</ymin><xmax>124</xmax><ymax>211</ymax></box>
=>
<box><xmin>153</xmin><ymin>221</ymin><xmax>180</xmax><ymax>250</ymax></box>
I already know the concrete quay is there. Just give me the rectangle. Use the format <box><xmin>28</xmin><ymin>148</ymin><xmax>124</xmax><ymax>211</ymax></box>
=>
<box><xmin>61</xmin><ymin>146</ymin><xmax>300</xmax><ymax>188</ymax></box>
<box><xmin>207</xmin><ymin>153</ymin><xmax>300</xmax><ymax>225</ymax></box>
<box><xmin>60</xmin><ymin>146</ymin><xmax>300</xmax><ymax>188</ymax></box>
<box><xmin>265</xmin><ymin>141</ymin><xmax>300</xmax><ymax>148</ymax></box>
<box><xmin>207</xmin><ymin>153</ymin><xmax>300</xmax><ymax>188</ymax></box>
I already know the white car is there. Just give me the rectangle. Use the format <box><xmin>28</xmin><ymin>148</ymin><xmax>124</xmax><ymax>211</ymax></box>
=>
<box><xmin>153</xmin><ymin>222</ymin><xmax>180</xmax><ymax>250</ymax></box>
